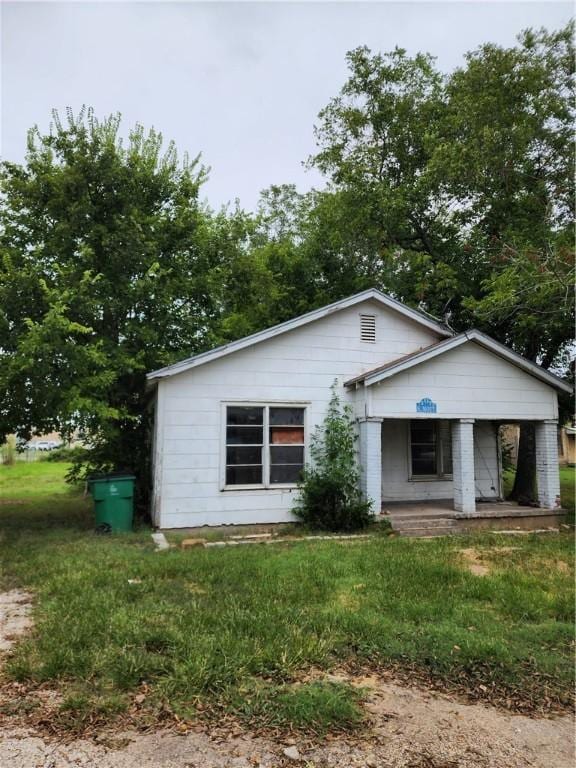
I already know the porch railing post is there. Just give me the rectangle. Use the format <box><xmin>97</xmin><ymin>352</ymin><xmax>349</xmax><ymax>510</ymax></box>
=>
<box><xmin>451</xmin><ymin>418</ymin><xmax>476</xmax><ymax>515</ymax></box>
<box><xmin>535</xmin><ymin>419</ymin><xmax>561</xmax><ymax>509</ymax></box>
<box><xmin>358</xmin><ymin>417</ymin><xmax>383</xmax><ymax>515</ymax></box>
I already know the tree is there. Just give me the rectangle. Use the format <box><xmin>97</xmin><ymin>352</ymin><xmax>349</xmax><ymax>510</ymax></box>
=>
<box><xmin>0</xmin><ymin>108</ymin><xmax>224</xmax><ymax>509</ymax></box>
<box><xmin>308</xmin><ymin>45</ymin><xmax>462</xmax><ymax>320</ymax></box>
<box><xmin>438</xmin><ymin>24</ymin><xmax>575</xmax><ymax>499</ymax></box>
<box><xmin>210</xmin><ymin>185</ymin><xmax>367</xmax><ymax>342</ymax></box>
<box><xmin>307</xmin><ymin>24</ymin><xmax>574</xmax><ymax>501</ymax></box>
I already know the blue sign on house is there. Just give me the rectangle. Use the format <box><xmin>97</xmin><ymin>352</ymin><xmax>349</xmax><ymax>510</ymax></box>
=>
<box><xmin>416</xmin><ymin>398</ymin><xmax>437</xmax><ymax>414</ymax></box>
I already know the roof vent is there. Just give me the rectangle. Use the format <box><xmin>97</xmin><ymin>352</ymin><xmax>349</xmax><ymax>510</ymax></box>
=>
<box><xmin>360</xmin><ymin>314</ymin><xmax>376</xmax><ymax>343</ymax></box>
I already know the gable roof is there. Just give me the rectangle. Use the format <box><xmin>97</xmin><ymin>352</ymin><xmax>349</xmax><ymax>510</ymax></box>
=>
<box><xmin>344</xmin><ymin>329</ymin><xmax>572</xmax><ymax>393</ymax></box>
<box><xmin>147</xmin><ymin>288</ymin><xmax>453</xmax><ymax>381</ymax></box>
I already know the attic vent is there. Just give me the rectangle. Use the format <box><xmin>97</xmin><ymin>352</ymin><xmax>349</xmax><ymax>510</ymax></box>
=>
<box><xmin>360</xmin><ymin>314</ymin><xmax>376</xmax><ymax>343</ymax></box>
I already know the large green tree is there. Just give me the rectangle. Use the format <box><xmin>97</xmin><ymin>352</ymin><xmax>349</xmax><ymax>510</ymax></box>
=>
<box><xmin>0</xmin><ymin>109</ymin><xmax>225</xmax><ymax>506</ymax></box>
<box><xmin>439</xmin><ymin>24</ymin><xmax>575</xmax><ymax>499</ymax></box>
<box><xmin>308</xmin><ymin>45</ymin><xmax>462</xmax><ymax>320</ymax></box>
<box><xmin>306</xmin><ymin>24</ymin><xmax>574</xmax><ymax>500</ymax></box>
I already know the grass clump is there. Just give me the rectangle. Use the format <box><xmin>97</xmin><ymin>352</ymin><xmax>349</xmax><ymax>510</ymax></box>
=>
<box><xmin>225</xmin><ymin>680</ymin><xmax>366</xmax><ymax>734</ymax></box>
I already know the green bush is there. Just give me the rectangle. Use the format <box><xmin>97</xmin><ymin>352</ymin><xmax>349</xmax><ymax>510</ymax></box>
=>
<box><xmin>294</xmin><ymin>384</ymin><xmax>372</xmax><ymax>531</ymax></box>
<box><xmin>43</xmin><ymin>446</ymin><xmax>89</xmax><ymax>463</ymax></box>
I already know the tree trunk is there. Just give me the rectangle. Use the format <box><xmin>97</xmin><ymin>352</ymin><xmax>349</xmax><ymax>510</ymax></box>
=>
<box><xmin>508</xmin><ymin>423</ymin><xmax>536</xmax><ymax>502</ymax></box>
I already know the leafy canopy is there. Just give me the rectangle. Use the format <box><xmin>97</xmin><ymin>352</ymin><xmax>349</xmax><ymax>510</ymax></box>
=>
<box><xmin>0</xmin><ymin>108</ymin><xmax>226</xmax><ymax>498</ymax></box>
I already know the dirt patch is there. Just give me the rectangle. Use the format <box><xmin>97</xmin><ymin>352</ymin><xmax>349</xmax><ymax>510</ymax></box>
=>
<box><xmin>336</xmin><ymin>583</ymin><xmax>366</xmax><ymax>610</ymax></box>
<box><xmin>555</xmin><ymin>560</ymin><xmax>570</xmax><ymax>574</ymax></box>
<box><xmin>459</xmin><ymin>547</ymin><xmax>571</xmax><ymax>579</ymax></box>
<box><xmin>0</xmin><ymin>589</ymin><xmax>33</xmax><ymax>652</ymax></box>
<box><xmin>356</xmin><ymin>674</ymin><xmax>574</xmax><ymax>768</ymax></box>
<box><xmin>459</xmin><ymin>548</ymin><xmax>491</xmax><ymax>577</ymax></box>
<box><xmin>0</xmin><ymin>674</ymin><xmax>573</xmax><ymax>767</ymax></box>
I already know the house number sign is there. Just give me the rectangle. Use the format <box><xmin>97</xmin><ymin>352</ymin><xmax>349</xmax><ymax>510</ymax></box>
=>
<box><xmin>416</xmin><ymin>398</ymin><xmax>437</xmax><ymax>414</ymax></box>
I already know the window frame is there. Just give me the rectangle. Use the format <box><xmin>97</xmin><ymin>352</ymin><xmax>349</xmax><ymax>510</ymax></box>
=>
<box><xmin>221</xmin><ymin>401</ymin><xmax>308</xmax><ymax>490</ymax></box>
<box><xmin>408</xmin><ymin>420</ymin><xmax>453</xmax><ymax>482</ymax></box>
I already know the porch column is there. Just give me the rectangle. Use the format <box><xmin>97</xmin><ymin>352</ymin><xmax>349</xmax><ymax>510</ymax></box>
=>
<box><xmin>358</xmin><ymin>417</ymin><xmax>383</xmax><ymax>514</ymax></box>
<box><xmin>451</xmin><ymin>418</ymin><xmax>476</xmax><ymax>515</ymax></box>
<box><xmin>535</xmin><ymin>420</ymin><xmax>561</xmax><ymax>509</ymax></box>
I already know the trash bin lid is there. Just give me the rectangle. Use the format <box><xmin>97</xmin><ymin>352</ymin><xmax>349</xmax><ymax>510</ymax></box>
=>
<box><xmin>87</xmin><ymin>472</ymin><xmax>136</xmax><ymax>483</ymax></box>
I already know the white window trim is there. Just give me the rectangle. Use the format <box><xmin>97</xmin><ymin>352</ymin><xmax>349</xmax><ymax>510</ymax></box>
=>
<box><xmin>220</xmin><ymin>401</ymin><xmax>309</xmax><ymax>491</ymax></box>
<box><xmin>407</xmin><ymin>420</ymin><xmax>453</xmax><ymax>482</ymax></box>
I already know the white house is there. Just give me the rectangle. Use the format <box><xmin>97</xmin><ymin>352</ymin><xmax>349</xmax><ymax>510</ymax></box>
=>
<box><xmin>147</xmin><ymin>289</ymin><xmax>571</xmax><ymax>529</ymax></box>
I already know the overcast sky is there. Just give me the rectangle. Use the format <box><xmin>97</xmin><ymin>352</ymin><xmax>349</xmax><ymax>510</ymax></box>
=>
<box><xmin>1</xmin><ymin>1</ymin><xmax>572</xmax><ymax>211</ymax></box>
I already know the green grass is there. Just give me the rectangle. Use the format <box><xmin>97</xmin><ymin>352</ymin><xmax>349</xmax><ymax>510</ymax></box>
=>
<box><xmin>0</xmin><ymin>462</ymin><xmax>574</xmax><ymax>733</ymax></box>
<box><xmin>0</xmin><ymin>462</ymin><xmax>90</xmax><ymax>532</ymax></box>
<box><xmin>559</xmin><ymin>466</ymin><xmax>575</xmax><ymax>511</ymax></box>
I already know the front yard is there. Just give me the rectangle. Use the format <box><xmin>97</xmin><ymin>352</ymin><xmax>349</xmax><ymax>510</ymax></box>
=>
<box><xmin>0</xmin><ymin>462</ymin><xmax>574</xmax><ymax>736</ymax></box>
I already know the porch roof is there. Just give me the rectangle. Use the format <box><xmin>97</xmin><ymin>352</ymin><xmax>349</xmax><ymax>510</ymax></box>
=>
<box><xmin>344</xmin><ymin>329</ymin><xmax>572</xmax><ymax>393</ymax></box>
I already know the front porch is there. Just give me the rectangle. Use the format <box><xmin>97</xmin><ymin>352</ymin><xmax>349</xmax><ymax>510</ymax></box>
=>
<box><xmin>380</xmin><ymin>499</ymin><xmax>566</xmax><ymax>537</ymax></box>
<box><xmin>347</xmin><ymin>329</ymin><xmax>569</xmax><ymax>534</ymax></box>
<box><xmin>357</xmin><ymin>417</ymin><xmax>563</xmax><ymax>528</ymax></box>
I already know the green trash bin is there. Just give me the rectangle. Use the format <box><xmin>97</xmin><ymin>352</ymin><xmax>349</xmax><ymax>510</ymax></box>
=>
<box><xmin>88</xmin><ymin>473</ymin><xmax>136</xmax><ymax>533</ymax></box>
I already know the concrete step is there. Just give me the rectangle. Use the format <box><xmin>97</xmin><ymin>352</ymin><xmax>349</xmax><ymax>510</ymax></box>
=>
<box><xmin>454</xmin><ymin>506</ymin><xmax>561</xmax><ymax>519</ymax></box>
<box><xmin>383</xmin><ymin>511</ymin><xmax>457</xmax><ymax>522</ymax></box>
<box><xmin>388</xmin><ymin>517</ymin><xmax>457</xmax><ymax>538</ymax></box>
<box><xmin>396</xmin><ymin>525</ymin><xmax>456</xmax><ymax>539</ymax></box>
<box><xmin>389</xmin><ymin>517</ymin><xmax>456</xmax><ymax>529</ymax></box>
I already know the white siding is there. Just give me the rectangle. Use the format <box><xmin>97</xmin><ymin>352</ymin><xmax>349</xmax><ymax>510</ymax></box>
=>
<box><xmin>154</xmin><ymin>309</ymin><xmax>557</xmax><ymax>527</ymax></box>
<box><xmin>155</xmin><ymin>300</ymin><xmax>441</xmax><ymax>527</ymax></box>
<box><xmin>381</xmin><ymin>419</ymin><xmax>499</xmax><ymax>503</ymax></box>
<box><xmin>370</xmin><ymin>343</ymin><xmax>558</xmax><ymax>421</ymax></box>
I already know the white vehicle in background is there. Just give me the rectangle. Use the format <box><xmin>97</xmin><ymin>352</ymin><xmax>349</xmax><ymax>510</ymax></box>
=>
<box><xmin>26</xmin><ymin>440</ymin><xmax>61</xmax><ymax>451</ymax></box>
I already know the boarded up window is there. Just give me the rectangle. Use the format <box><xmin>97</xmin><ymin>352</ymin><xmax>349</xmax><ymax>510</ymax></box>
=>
<box><xmin>269</xmin><ymin>407</ymin><xmax>305</xmax><ymax>485</ymax></box>
<box><xmin>360</xmin><ymin>314</ymin><xmax>376</xmax><ymax>342</ymax></box>
<box><xmin>270</xmin><ymin>427</ymin><xmax>304</xmax><ymax>444</ymax></box>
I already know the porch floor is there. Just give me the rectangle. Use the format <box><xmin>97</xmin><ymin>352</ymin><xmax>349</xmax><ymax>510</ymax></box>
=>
<box><xmin>381</xmin><ymin>500</ymin><xmax>565</xmax><ymax>537</ymax></box>
<box><xmin>382</xmin><ymin>500</ymin><xmax>526</xmax><ymax>518</ymax></box>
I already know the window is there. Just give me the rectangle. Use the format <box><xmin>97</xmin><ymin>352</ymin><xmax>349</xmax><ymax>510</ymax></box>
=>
<box><xmin>225</xmin><ymin>406</ymin><xmax>264</xmax><ymax>485</ymax></box>
<box><xmin>269</xmin><ymin>407</ymin><xmax>305</xmax><ymax>484</ymax></box>
<box><xmin>360</xmin><ymin>314</ymin><xmax>376</xmax><ymax>342</ymax></box>
<box><xmin>225</xmin><ymin>405</ymin><xmax>305</xmax><ymax>487</ymax></box>
<box><xmin>409</xmin><ymin>421</ymin><xmax>452</xmax><ymax>479</ymax></box>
